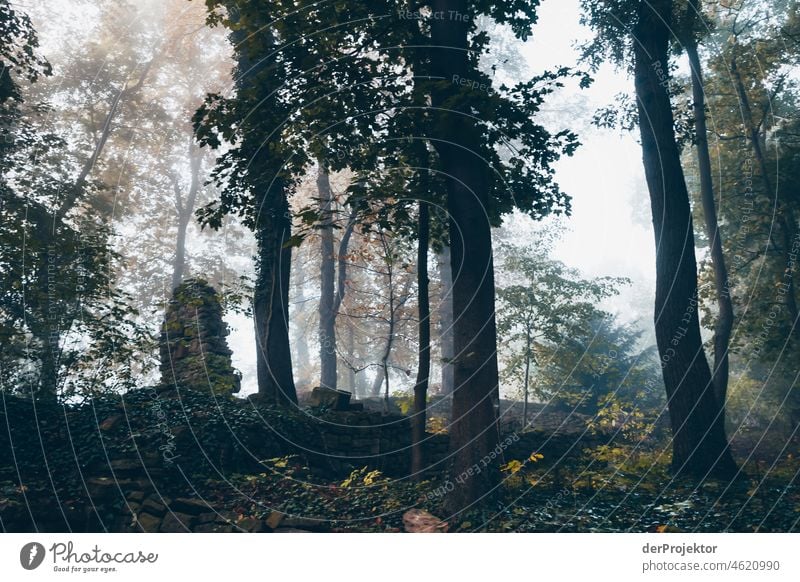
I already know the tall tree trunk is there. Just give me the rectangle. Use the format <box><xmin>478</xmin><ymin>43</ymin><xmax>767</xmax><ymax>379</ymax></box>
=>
<box><xmin>38</xmin><ymin>339</ymin><xmax>59</xmax><ymax>399</ymax></box>
<box><xmin>316</xmin><ymin>163</ymin><xmax>357</xmax><ymax>389</ymax></box>
<box><xmin>317</xmin><ymin>164</ymin><xmax>337</xmax><ymax>388</ymax></box>
<box><xmin>731</xmin><ymin>53</ymin><xmax>800</xmax><ymax>337</ymax></box>
<box><xmin>437</xmin><ymin>246</ymin><xmax>455</xmax><ymax>395</ymax></box>
<box><xmin>30</xmin><ymin>221</ymin><xmax>60</xmax><ymax>401</ymax></box>
<box><xmin>382</xmin><ymin>355</ymin><xmax>391</xmax><ymax>412</ymax></box>
<box><xmin>173</xmin><ymin>211</ymin><xmax>189</xmax><ymax>290</ymax></box>
<box><xmin>685</xmin><ymin>24</ymin><xmax>734</xmax><ymax>408</ymax></box>
<box><xmin>429</xmin><ymin>0</ymin><xmax>501</xmax><ymax>514</ymax></box>
<box><xmin>523</xmin><ymin>333</ymin><xmax>531</xmax><ymax>429</ymax></box>
<box><xmin>356</xmin><ymin>366</ymin><xmax>370</xmax><ymax>397</ymax></box>
<box><xmin>254</xmin><ymin>185</ymin><xmax>297</xmax><ymax>406</ymax></box>
<box><xmin>172</xmin><ymin>143</ymin><xmax>202</xmax><ymax>289</ymax></box>
<box><xmin>371</xmin><ymin>231</ymin><xmax>400</xmax><ymax>408</ymax></box>
<box><xmin>291</xmin><ymin>257</ymin><xmax>311</xmax><ymax>385</ymax></box>
<box><xmin>369</xmin><ymin>319</ymin><xmax>396</xmax><ymax>401</ymax></box>
<box><xmin>33</xmin><ymin>251</ymin><xmax>60</xmax><ymax>401</ymax></box>
<box><xmin>633</xmin><ymin>0</ymin><xmax>736</xmax><ymax>479</ymax></box>
<box><xmin>381</xmin><ymin>232</ymin><xmax>396</xmax><ymax>412</ymax></box>
<box><xmin>412</xmin><ymin>202</ymin><xmax>431</xmax><ymax>480</ymax></box>
<box><xmin>345</xmin><ymin>321</ymin><xmax>356</xmax><ymax>393</ymax></box>
<box><xmin>370</xmin><ymin>365</ymin><xmax>384</xmax><ymax>397</ymax></box>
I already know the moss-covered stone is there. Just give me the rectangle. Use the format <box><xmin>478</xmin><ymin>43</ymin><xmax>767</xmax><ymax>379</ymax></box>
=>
<box><xmin>159</xmin><ymin>278</ymin><xmax>241</xmax><ymax>395</ymax></box>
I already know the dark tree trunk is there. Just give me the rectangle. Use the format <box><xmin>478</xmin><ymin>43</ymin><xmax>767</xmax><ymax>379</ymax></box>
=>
<box><xmin>437</xmin><ymin>246</ymin><xmax>455</xmax><ymax>395</ymax></box>
<box><xmin>33</xmin><ymin>280</ymin><xmax>59</xmax><ymax>401</ymax></box>
<box><xmin>317</xmin><ymin>164</ymin><xmax>337</xmax><ymax>388</ymax></box>
<box><xmin>633</xmin><ymin>0</ymin><xmax>736</xmax><ymax>479</ymax></box>
<box><xmin>429</xmin><ymin>0</ymin><xmax>501</xmax><ymax>514</ymax></box>
<box><xmin>31</xmin><ymin>224</ymin><xmax>60</xmax><ymax>401</ymax></box>
<box><xmin>382</xmin><ymin>353</ymin><xmax>390</xmax><ymax>412</ymax></box>
<box><xmin>685</xmin><ymin>28</ymin><xmax>734</xmax><ymax>408</ymax></box>
<box><xmin>254</xmin><ymin>184</ymin><xmax>297</xmax><ymax>406</ymax></box>
<box><xmin>412</xmin><ymin>202</ymin><xmax>431</xmax><ymax>480</ymax></box>
<box><xmin>381</xmin><ymin>237</ymin><xmax>396</xmax><ymax>411</ymax></box>
<box><xmin>38</xmin><ymin>342</ymin><xmax>58</xmax><ymax>400</ymax></box>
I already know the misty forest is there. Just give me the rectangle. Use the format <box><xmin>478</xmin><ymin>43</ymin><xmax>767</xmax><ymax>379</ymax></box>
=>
<box><xmin>1</xmin><ymin>0</ymin><xmax>799</xmax><ymax>533</ymax></box>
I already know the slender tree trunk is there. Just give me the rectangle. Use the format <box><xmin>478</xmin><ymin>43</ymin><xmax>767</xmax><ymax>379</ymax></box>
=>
<box><xmin>291</xmin><ymin>257</ymin><xmax>311</xmax><ymax>385</ymax></box>
<box><xmin>371</xmin><ymin>231</ymin><xmax>400</xmax><ymax>410</ymax></box>
<box><xmin>30</xmin><ymin>221</ymin><xmax>60</xmax><ymax>401</ymax></box>
<box><xmin>356</xmin><ymin>367</ymin><xmax>369</xmax><ymax>397</ymax></box>
<box><xmin>316</xmin><ymin>163</ymin><xmax>358</xmax><ymax>389</ymax></box>
<box><xmin>437</xmin><ymin>246</ymin><xmax>455</xmax><ymax>396</ymax></box>
<box><xmin>383</xmin><ymin>356</ymin><xmax>391</xmax><ymax>412</ymax></box>
<box><xmin>254</xmin><ymin>185</ymin><xmax>297</xmax><ymax>406</ymax></box>
<box><xmin>412</xmin><ymin>202</ymin><xmax>431</xmax><ymax>479</ymax></box>
<box><xmin>38</xmin><ymin>341</ymin><xmax>59</xmax><ymax>399</ymax></box>
<box><xmin>317</xmin><ymin>164</ymin><xmax>337</xmax><ymax>388</ymax></box>
<box><xmin>31</xmin><ymin>61</ymin><xmax>153</xmax><ymax>401</ymax></box>
<box><xmin>56</xmin><ymin>60</ymin><xmax>153</xmax><ymax>221</ymax></box>
<box><xmin>173</xmin><ymin>215</ymin><xmax>189</xmax><ymax>290</ymax></box>
<box><xmin>523</xmin><ymin>334</ymin><xmax>531</xmax><ymax>429</ymax></box>
<box><xmin>33</xmin><ymin>275</ymin><xmax>59</xmax><ymax>401</ymax></box>
<box><xmin>172</xmin><ymin>144</ymin><xmax>202</xmax><ymax>289</ymax></box>
<box><xmin>633</xmin><ymin>0</ymin><xmax>736</xmax><ymax>479</ymax></box>
<box><xmin>429</xmin><ymin>0</ymin><xmax>501</xmax><ymax>514</ymax></box>
<box><xmin>685</xmin><ymin>30</ymin><xmax>734</xmax><ymax>408</ymax></box>
<box><xmin>334</xmin><ymin>210</ymin><xmax>357</xmax><ymax>388</ymax></box>
<box><xmin>369</xmin><ymin>319</ymin><xmax>397</xmax><ymax>401</ymax></box>
<box><xmin>382</xmin><ymin>237</ymin><xmax>396</xmax><ymax>412</ymax></box>
<box><xmin>345</xmin><ymin>321</ymin><xmax>356</xmax><ymax>393</ymax></box>
<box><xmin>370</xmin><ymin>365</ymin><xmax>384</xmax><ymax>397</ymax></box>
<box><xmin>731</xmin><ymin>53</ymin><xmax>800</xmax><ymax>336</ymax></box>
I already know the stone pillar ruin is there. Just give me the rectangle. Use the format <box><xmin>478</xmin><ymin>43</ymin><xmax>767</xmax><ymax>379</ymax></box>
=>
<box><xmin>159</xmin><ymin>278</ymin><xmax>241</xmax><ymax>395</ymax></box>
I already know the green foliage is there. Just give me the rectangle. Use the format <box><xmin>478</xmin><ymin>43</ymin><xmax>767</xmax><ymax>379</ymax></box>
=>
<box><xmin>495</xmin><ymin>237</ymin><xmax>635</xmax><ymax>407</ymax></box>
<box><xmin>538</xmin><ymin>316</ymin><xmax>663</xmax><ymax>415</ymax></box>
<box><xmin>0</xmin><ymin>0</ymin><xmax>51</xmax><ymax>103</ymax></box>
<box><xmin>679</xmin><ymin>1</ymin><xmax>800</xmax><ymax>429</ymax></box>
<box><xmin>0</xmin><ymin>152</ymin><xmax>148</xmax><ymax>397</ymax></box>
<box><xmin>581</xmin><ymin>0</ymin><xmax>800</xmax><ymax>450</ymax></box>
<box><xmin>0</xmin><ymin>7</ymin><xmax>151</xmax><ymax>399</ymax></box>
<box><xmin>725</xmin><ymin>367</ymin><xmax>799</xmax><ymax>438</ymax></box>
<box><xmin>195</xmin><ymin>0</ymin><xmax>580</xmax><ymax>249</ymax></box>
<box><xmin>393</xmin><ymin>391</ymin><xmax>415</xmax><ymax>415</ymax></box>
<box><xmin>578</xmin><ymin>0</ymin><xmax>640</xmax><ymax>70</ymax></box>
<box><xmin>589</xmin><ymin>394</ymin><xmax>658</xmax><ymax>440</ymax></box>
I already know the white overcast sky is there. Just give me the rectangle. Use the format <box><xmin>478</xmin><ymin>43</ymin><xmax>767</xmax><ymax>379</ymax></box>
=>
<box><xmin>517</xmin><ymin>0</ymin><xmax>657</xmax><ymax>323</ymax></box>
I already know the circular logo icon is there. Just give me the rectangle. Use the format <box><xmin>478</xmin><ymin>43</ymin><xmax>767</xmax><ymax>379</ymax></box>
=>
<box><xmin>20</xmin><ymin>542</ymin><xmax>46</xmax><ymax>570</ymax></box>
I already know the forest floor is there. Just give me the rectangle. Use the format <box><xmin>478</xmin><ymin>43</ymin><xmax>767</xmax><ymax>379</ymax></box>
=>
<box><xmin>197</xmin><ymin>452</ymin><xmax>800</xmax><ymax>532</ymax></box>
<box><xmin>1</xmin><ymin>389</ymin><xmax>798</xmax><ymax>533</ymax></box>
